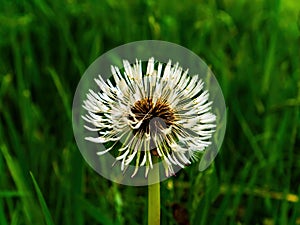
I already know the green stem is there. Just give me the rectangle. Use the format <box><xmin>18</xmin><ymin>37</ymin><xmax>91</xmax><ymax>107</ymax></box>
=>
<box><xmin>148</xmin><ymin>158</ymin><xmax>160</xmax><ymax>225</ymax></box>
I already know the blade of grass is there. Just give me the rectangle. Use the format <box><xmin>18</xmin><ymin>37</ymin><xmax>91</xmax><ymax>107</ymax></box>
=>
<box><xmin>233</xmin><ymin>98</ymin><xmax>266</xmax><ymax>163</ymax></box>
<box><xmin>29</xmin><ymin>172</ymin><xmax>55</xmax><ymax>225</ymax></box>
<box><xmin>1</xmin><ymin>144</ymin><xmax>43</xmax><ymax>224</ymax></box>
<box><xmin>48</xmin><ymin>67</ymin><xmax>71</xmax><ymax>120</ymax></box>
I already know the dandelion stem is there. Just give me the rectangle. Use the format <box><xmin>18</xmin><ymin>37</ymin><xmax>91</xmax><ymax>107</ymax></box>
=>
<box><xmin>148</xmin><ymin>157</ymin><xmax>160</xmax><ymax>225</ymax></box>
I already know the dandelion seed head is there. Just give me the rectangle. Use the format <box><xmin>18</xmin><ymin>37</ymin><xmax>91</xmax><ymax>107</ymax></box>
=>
<box><xmin>82</xmin><ymin>57</ymin><xmax>217</xmax><ymax>177</ymax></box>
<box><xmin>73</xmin><ymin>41</ymin><xmax>227</xmax><ymax>186</ymax></box>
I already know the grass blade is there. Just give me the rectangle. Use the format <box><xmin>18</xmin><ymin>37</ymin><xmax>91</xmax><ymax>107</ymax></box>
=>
<box><xmin>30</xmin><ymin>172</ymin><xmax>55</xmax><ymax>225</ymax></box>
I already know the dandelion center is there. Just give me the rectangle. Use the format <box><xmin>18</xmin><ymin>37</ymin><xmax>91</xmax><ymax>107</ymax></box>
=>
<box><xmin>130</xmin><ymin>97</ymin><xmax>175</xmax><ymax>135</ymax></box>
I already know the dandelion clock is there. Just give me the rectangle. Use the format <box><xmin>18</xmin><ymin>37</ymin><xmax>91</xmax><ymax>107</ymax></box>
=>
<box><xmin>72</xmin><ymin>40</ymin><xmax>226</xmax><ymax>224</ymax></box>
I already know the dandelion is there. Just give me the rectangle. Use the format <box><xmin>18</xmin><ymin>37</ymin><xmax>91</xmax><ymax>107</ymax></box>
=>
<box><xmin>82</xmin><ymin>57</ymin><xmax>216</xmax><ymax>178</ymax></box>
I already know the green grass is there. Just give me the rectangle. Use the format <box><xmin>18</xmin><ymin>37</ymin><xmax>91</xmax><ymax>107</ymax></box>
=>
<box><xmin>0</xmin><ymin>0</ymin><xmax>299</xmax><ymax>224</ymax></box>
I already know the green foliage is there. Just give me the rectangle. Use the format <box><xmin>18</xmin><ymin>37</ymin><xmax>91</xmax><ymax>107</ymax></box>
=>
<box><xmin>0</xmin><ymin>0</ymin><xmax>299</xmax><ymax>224</ymax></box>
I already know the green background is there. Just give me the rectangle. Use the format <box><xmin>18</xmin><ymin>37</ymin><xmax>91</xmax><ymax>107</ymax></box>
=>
<box><xmin>0</xmin><ymin>0</ymin><xmax>299</xmax><ymax>224</ymax></box>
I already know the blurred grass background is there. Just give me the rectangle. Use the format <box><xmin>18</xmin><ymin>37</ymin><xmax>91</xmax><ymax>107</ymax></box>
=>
<box><xmin>0</xmin><ymin>0</ymin><xmax>299</xmax><ymax>224</ymax></box>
